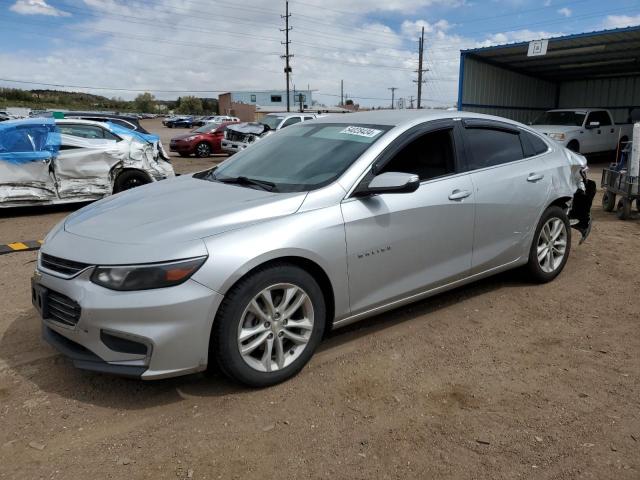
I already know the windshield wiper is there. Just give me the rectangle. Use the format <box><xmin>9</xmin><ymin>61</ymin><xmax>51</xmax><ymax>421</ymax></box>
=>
<box><xmin>215</xmin><ymin>175</ymin><xmax>276</xmax><ymax>192</ymax></box>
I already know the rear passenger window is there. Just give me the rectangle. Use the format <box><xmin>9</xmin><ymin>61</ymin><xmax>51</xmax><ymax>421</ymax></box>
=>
<box><xmin>464</xmin><ymin>128</ymin><xmax>524</xmax><ymax>170</ymax></box>
<box><xmin>380</xmin><ymin>128</ymin><xmax>455</xmax><ymax>181</ymax></box>
<box><xmin>521</xmin><ymin>131</ymin><xmax>549</xmax><ymax>157</ymax></box>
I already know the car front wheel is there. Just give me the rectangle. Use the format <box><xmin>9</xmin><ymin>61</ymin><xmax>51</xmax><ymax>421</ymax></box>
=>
<box><xmin>526</xmin><ymin>206</ymin><xmax>571</xmax><ymax>283</ymax></box>
<box><xmin>211</xmin><ymin>264</ymin><xmax>326</xmax><ymax>387</ymax></box>
<box><xmin>195</xmin><ymin>142</ymin><xmax>211</xmax><ymax>158</ymax></box>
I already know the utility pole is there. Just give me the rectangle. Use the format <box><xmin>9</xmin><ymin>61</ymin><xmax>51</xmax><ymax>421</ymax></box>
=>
<box><xmin>340</xmin><ymin>80</ymin><xmax>344</xmax><ymax>106</ymax></box>
<box><xmin>299</xmin><ymin>93</ymin><xmax>304</xmax><ymax>112</ymax></box>
<box><xmin>388</xmin><ymin>87</ymin><xmax>398</xmax><ymax>109</ymax></box>
<box><xmin>280</xmin><ymin>1</ymin><xmax>293</xmax><ymax>112</ymax></box>
<box><xmin>413</xmin><ymin>26</ymin><xmax>428</xmax><ymax>109</ymax></box>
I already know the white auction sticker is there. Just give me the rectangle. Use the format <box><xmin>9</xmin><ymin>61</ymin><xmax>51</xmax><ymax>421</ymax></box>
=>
<box><xmin>339</xmin><ymin>126</ymin><xmax>383</xmax><ymax>138</ymax></box>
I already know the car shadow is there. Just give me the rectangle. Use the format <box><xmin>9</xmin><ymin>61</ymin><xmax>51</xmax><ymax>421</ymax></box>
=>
<box><xmin>0</xmin><ymin>268</ymin><xmax>530</xmax><ymax>408</ymax></box>
<box><xmin>0</xmin><ymin>202</ymin><xmax>90</xmax><ymax>219</ymax></box>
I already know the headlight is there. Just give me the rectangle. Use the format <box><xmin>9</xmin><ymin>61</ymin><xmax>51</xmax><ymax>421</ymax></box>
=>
<box><xmin>186</xmin><ymin>136</ymin><xmax>198</xmax><ymax>141</ymax></box>
<box><xmin>90</xmin><ymin>257</ymin><xmax>207</xmax><ymax>291</ymax></box>
<box><xmin>549</xmin><ymin>133</ymin><xmax>566</xmax><ymax>141</ymax></box>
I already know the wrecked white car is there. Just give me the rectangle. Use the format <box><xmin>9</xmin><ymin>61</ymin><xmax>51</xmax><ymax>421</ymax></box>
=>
<box><xmin>221</xmin><ymin>113</ymin><xmax>316</xmax><ymax>154</ymax></box>
<box><xmin>0</xmin><ymin>118</ymin><xmax>174</xmax><ymax>208</ymax></box>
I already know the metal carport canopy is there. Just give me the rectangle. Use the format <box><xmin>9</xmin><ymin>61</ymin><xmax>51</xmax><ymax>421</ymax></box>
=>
<box><xmin>457</xmin><ymin>25</ymin><xmax>640</xmax><ymax>123</ymax></box>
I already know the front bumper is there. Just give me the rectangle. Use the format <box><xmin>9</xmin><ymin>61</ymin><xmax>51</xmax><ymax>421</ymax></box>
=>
<box><xmin>169</xmin><ymin>140</ymin><xmax>195</xmax><ymax>154</ymax></box>
<box><xmin>221</xmin><ymin>139</ymin><xmax>249</xmax><ymax>154</ymax></box>
<box><xmin>32</xmin><ymin>266</ymin><xmax>224</xmax><ymax>380</ymax></box>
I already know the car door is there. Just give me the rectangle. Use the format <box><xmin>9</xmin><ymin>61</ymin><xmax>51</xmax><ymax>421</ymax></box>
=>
<box><xmin>583</xmin><ymin>111</ymin><xmax>612</xmax><ymax>153</ymax></box>
<box><xmin>54</xmin><ymin>124</ymin><xmax>122</xmax><ymax>198</ymax></box>
<box><xmin>0</xmin><ymin>120</ymin><xmax>57</xmax><ymax>203</ymax></box>
<box><xmin>459</xmin><ymin>120</ymin><xmax>552</xmax><ymax>274</ymax></box>
<box><xmin>341</xmin><ymin>120</ymin><xmax>475</xmax><ymax>314</ymax></box>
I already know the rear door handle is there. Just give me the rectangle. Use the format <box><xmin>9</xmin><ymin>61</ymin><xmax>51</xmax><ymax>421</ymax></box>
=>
<box><xmin>527</xmin><ymin>173</ymin><xmax>544</xmax><ymax>182</ymax></box>
<box><xmin>448</xmin><ymin>189</ymin><xmax>471</xmax><ymax>201</ymax></box>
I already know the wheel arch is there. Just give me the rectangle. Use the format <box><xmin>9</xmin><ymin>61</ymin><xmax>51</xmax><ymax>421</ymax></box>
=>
<box><xmin>217</xmin><ymin>255</ymin><xmax>336</xmax><ymax>337</ymax></box>
<box><xmin>566</xmin><ymin>139</ymin><xmax>580</xmax><ymax>152</ymax></box>
<box><xmin>111</xmin><ymin>167</ymin><xmax>152</xmax><ymax>192</ymax></box>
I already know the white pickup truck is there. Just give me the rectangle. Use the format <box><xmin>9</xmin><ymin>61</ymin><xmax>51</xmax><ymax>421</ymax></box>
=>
<box><xmin>531</xmin><ymin>109</ymin><xmax>634</xmax><ymax>155</ymax></box>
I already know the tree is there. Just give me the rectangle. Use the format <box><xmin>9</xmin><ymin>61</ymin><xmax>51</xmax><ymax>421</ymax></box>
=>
<box><xmin>134</xmin><ymin>92</ymin><xmax>156</xmax><ymax>113</ymax></box>
<box><xmin>177</xmin><ymin>96</ymin><xmax>203</xmax><ymax>114</ymax></box>
<box><xmin>345</xmin><ymin>99</ymin><xmax>354</xmax><ymax>106</ymax></box>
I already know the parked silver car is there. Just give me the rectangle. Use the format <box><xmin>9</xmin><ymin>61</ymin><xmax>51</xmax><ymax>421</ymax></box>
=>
<box><xmin>32</xmin><ymin>111</ymin><xmax>594</xmax><ymax>386</ymax></box>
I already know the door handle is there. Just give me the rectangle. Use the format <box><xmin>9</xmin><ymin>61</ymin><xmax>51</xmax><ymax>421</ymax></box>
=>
<box><xmin>448</xmin><ymin>189</ymin><xmax>471</xmax><ymax>201</ymax></box>
<box><xmin>527</xmin><ymin>173</ymin><xmax>544</xmax><ymax>182</ymax></box>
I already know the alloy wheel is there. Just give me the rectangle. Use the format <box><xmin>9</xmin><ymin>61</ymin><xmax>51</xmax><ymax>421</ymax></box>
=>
<box><xmin>237</xmin><ymin>283</ymin><xmax>314</xmax><ymax>372</ymax></box>
<box><xmin>536</xmin><ymin>217</ymin><xmax>567</xmax><ymax>273</ymax></box>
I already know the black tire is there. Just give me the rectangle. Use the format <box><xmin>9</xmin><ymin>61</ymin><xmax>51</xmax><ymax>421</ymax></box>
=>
<box><xmin>526</xmin><ymin>206</ymin><xmax>572</xmax><ymax>283</ymax></box>
<box><xmin>211</xmin><ymin>263</ymin><xmax>326</xmax><ymax>387</ymax></box>
<box><xmin>113</xmin><ymin>170</ymin><xmax>151</xmax><ymax>193</ymax></box>
<box><xmin>567</xmin><ymin>140</ymin><xmax>579</xmax><ymax>153</ymax></box>
<box><xmin>636</xmin><ymin>199</ymin><xmax>640</xmax><ymax>213</ymax></box>
<box><xmin>617</xmin><ymin>198</ymin><xmax>632</xmax><ymax>220</ymax></box>
<box><xmin>602</xmin><ymin>191</ymin><xmax>616</xmax><ymax>212</ymax></box>
<box><xmin>195</xmin><ymin>142</ymin><xmax>211</xmax><ymax>158</ymax></box>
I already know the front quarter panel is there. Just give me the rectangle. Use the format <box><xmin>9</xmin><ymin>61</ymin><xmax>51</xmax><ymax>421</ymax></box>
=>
<box><xmin>193</xmin><ymin>203</ymin><xmax>350</xmax><ymax>321</ymax></box>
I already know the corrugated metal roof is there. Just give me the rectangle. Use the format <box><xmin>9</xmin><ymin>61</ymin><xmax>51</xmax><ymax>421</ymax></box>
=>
<box><xmin>461</xmin><ymin>25</ymin><xmax>640</xmax><ymax>81</ymax></box>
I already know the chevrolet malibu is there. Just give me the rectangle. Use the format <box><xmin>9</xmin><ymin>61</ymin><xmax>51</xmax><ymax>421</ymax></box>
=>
<box><xmin>32</xmin><ymin>111</ymin><xmax>594</xmax><ymax>387</ymax></box>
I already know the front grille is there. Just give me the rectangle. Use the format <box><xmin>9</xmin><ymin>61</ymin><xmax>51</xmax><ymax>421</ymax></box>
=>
<box><xmin>47</xmin><ymin>290</ymin><xmax>82</xmax><ymax>327</ymax></box>
<box><xmin>226</xmin><ymin>131</ymin><xmax>249</xmax><ymax>142</ymax></box>
<box><xmin>40</xmin><ymin>253</ymin><xmax>90</xmax><ymax>277</ymax></box>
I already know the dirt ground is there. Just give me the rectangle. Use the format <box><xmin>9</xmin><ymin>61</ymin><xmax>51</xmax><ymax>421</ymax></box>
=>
<box><xmin>0</xmin><ymin>122</ymin><xmax>638</xmax><ymax>479</ymax></box>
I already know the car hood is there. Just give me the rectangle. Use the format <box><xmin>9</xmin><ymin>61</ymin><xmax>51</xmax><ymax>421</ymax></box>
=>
<box><xmin>171</xmin><ymin>133</ymin><xmax>200</xmax><ymax>141</ymax></box>
<box><xmin>531</xmin><ymin>125</ymin><xmax>581</xmax><ymax>135</ymax></box>
<box><xmin>64</xmin><ymin>175</ymin><xmax>307</xmax><ymax>244</ymax></box>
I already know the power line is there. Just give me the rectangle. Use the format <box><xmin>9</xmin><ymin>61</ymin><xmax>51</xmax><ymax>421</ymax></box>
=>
<box><xmin>0</xmin><ymin>77</ymin><xmax>230</xmax><ymax>93</ymax></box>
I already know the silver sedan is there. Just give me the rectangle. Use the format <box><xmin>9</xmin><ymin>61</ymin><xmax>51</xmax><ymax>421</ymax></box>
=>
<box><xmin>32</xmin><ymin>111</ymin><xmax>594</xmax><ymax>387</ymax></box>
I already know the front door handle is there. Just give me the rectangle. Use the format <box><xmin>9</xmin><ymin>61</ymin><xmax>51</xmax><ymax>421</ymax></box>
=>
<box><xmin>448</xmin><ymin>189</ymin><xmax>471</xmax><ymax>201</ymax></box>
<box><xmin>527</xmin><ymin>173</ymin><xmax>544</xmax><ymax>182</ymax></box>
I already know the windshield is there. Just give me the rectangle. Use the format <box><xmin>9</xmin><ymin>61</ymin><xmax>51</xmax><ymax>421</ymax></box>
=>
<box><xmin>532</xmin><ymin>111</ymin><xmax>586</xmax><ymax>126</ymax></box>
<box><xmin>206</xmin><ymin>123</ymin><xmax>390</xmax><ymax>192</ymax></box>
<box><xmin>261</xmin><ymin>116</ymin><xmax>284</xmax><ymax>130</ymax></box>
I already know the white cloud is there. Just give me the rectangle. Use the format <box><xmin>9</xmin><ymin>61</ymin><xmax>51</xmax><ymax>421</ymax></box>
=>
<box><xmin>9</xmin><ymin>0</ymin><xmax>70</xmax><ymax>17</ymax></box>
<box><xmin>557</xmin><ymin>7</ymin><xmax>571</xmax><ymax>17</ymax></box>
<box><xmin>544</xmin><ymin>0</ymin><xmax>551</xmax><ymax>6</ymax></box>
<box><xmin>0</xmin><ymin>0</ymin><xmax>565</xmax><ymax>109</ymax></box>
<box><xmin>602</xmin><ymin>14</ymin><xmax>640</xmax><ymax>29</ymax></box>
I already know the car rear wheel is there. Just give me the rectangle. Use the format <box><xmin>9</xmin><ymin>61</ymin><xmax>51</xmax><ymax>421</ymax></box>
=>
<box><xmin>526</xmin><ymin>206</ymin><xmax>571</xmax><ymax>283</ymax></box>
<box><xmin>211</xmin><ymin>264</ymin><xmax>326</xmax><ymax>387</ymax></box>
<box><xmin>195</xmin><ymin>142</ymin><xmax>211</xmax><ymax>158</ymax></box>
<box><xmin>113</xmin><ymin>170</ymin><xmax>151</xmax><ymax>193</ymax></box>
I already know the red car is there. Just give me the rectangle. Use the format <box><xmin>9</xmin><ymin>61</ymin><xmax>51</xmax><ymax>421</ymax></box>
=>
<box><xmin>169</xmin><ymin>121</ymin><xmax>238</xmax><ymax>158</ymax></box>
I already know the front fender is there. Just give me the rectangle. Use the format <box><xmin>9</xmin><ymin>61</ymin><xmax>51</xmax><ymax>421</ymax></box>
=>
<box><xmin>192</xmin><ymin>205</ymin><xmax>350</xmax><ymax>320</ymax></box>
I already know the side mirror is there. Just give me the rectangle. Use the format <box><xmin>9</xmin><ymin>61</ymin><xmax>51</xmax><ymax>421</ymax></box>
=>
<box><xmin>586</xmin><ymin>121</ymin><xmax>600</xmax><ymax>129</ymax></box>
<box><xmin>359</xmin><ymin>172</ymin><xmax>420</xmax><ymax>196</ymax></box>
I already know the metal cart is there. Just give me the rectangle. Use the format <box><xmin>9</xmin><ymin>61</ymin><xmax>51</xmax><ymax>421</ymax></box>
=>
<box><xmin>601</xmin><ymin>167</ymin><xmax>640</xmax><ymax>220</ymax></box>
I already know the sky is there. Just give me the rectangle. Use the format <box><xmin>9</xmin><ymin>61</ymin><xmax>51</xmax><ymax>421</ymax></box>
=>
<box><xmin>0</xmin><ymin>0</ymin><xmax>639</xmax><ymax>108</ymax></box>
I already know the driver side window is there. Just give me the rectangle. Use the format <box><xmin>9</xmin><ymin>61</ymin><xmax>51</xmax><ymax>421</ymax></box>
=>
<box><xmin>380</xmin><ymin>128</ymin><xmax>456</xmax><ymax>181</ymax></box>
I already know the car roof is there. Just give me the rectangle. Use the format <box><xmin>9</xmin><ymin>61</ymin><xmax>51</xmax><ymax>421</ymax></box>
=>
<box><xmin>55</xmin><ymin>118</ymin><xmax>115</xmax><ymax>127</ymax></box>
<box><xmin>310</xmin><ymin>110</ymin><xmax>524</xmax><ymax>128</ymax></box>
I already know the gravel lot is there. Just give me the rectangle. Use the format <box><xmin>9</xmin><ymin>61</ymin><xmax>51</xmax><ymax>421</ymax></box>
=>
<box><xmin>0</xmin><ymin>120</ymin><xmax>638</xmax><ymax>479</ymax></box>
